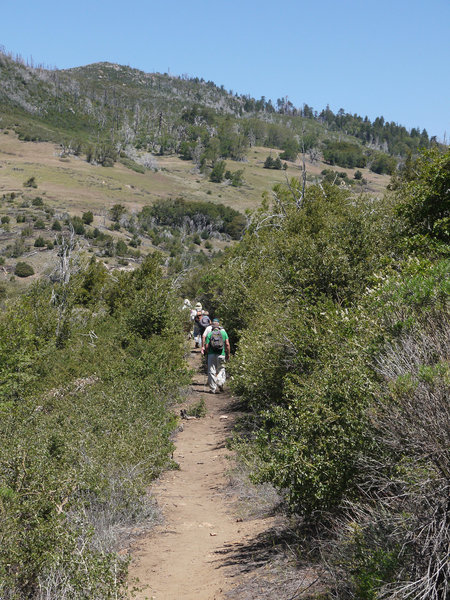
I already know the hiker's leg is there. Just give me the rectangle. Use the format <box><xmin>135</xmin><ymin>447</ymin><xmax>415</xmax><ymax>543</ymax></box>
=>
<box><xmin>216</xmin><ymin>355</ymin><xmax>226</xmax><ymax>390</ymax></box>
<box><xmin>207</xmin><ymin>354</ymin><xmax>218</xmax><ymax>393</ymax></box>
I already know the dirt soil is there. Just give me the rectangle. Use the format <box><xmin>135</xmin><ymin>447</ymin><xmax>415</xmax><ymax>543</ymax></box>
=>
<box><xmin>127</xmin><ymin>348</ymin><xmax>278</xmax><ymax>600</ymax></box>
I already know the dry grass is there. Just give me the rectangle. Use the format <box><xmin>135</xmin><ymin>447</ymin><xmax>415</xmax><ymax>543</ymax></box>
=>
<box><xmin>0</xmin><ymin>134</ymin><xmax>390</xmax><ymax>216</ymax></box>
<box><xmin>0</xmin><ymin>133</ymin><xmax>390</xmax><ymax>294</ymax></box>
<box><xmin>223</xmin><ymin>460</ymin><xmax>327</xmax><ymax>599</ymax></box>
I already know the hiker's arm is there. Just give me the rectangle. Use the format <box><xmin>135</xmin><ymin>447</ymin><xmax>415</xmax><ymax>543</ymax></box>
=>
<box><xmin>201</xmin><ymin>332</ymin><xmax>207</xmax><ymax>354</ymax></box>
<box><xmin>225</xmin><ymin>339</ymin><xmax>230</xmax><ymax>360</ymax></box>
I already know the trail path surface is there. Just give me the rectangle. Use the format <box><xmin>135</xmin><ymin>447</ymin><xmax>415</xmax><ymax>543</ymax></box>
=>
<box><xmin>128</xmin><ymin>348</ymin><xmax>275</xmax><ymax>600</ymax></box>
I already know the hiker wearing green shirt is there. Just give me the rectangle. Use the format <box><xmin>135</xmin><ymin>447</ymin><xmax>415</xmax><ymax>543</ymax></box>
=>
<box><xmin>204</xmin><ymin>318</ymin><xmax>230</xmax><ymax>394</ymax></box>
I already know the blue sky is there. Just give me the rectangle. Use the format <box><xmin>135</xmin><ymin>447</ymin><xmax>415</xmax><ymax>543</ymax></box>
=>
<box><xmin>1</xmin><ymin>0</ymin><xmax>449</xmax><ymax>140</ymax></box>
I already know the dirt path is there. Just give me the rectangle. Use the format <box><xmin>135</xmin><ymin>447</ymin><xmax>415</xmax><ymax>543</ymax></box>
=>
<box><xmin>128</xmin><ymin>348</ymin><xmax>275</xmax><ymax>600</ymax></box>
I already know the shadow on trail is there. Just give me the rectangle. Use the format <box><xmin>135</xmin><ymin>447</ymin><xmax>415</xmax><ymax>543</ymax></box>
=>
<box><xmin>213</xmin><ymin>524</ymin><xmax>300</xmax><ymax>574</ymax></box>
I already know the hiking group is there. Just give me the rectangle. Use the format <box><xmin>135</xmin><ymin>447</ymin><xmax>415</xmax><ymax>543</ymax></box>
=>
<box><xmin>182</xmin><ymin>300</ymin><xmax>230</xmax><ymax>394</ymax></box>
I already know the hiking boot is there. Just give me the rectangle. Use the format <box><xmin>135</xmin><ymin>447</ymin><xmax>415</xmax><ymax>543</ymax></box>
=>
<box><xmin>218</xmin><ymin>384</ymin><xmax>224</xmax><ymax>392</ymax></box>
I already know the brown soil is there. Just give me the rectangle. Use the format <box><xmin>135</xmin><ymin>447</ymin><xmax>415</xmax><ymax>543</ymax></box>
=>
<box><xmin>127</xmin><ymin>348</ymin><xmax>277</xmax><ymax>600</ymax></box>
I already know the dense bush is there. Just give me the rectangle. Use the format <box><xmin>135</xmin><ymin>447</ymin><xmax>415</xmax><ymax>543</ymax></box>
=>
<box><xmin>209</xmin><ymin>160</ymin><xmax>226</xmax><ymax>183</ymax></box>
<box><xmin>393</xmin><ymin>147</ymin><xmax>450</xmax><ymax>242</ymax></box>
<box><xmin>23</xmin><ymin>176</ymin><xmax>38</xmax><ymax>188</ymax></box>
<box><xmin>138</xmin><ymin>197</ymin><xmax>246</xmax><ymax>240</ymax></box>
<box><xmin>82</xmin><ymin>210</ymin><xmax>94</xmax><ymax>225</ymax></box>
<box><xmin>263</xmin><ymin>155</ymin><xmax>283</xmax><ymax>169</ymax></box>
<box><xmin>0</xmin><ymin>254</ymin><xmax>189</xmax><ymax>598</ymax></box>
<box><xmin>70</xmin><ymin>215</ymin><xmax>85</xmax><ymax>235</ymax></box>
<box><xmin>14</xmin><ymin>261</ymin><xmax>34</xmax><ymax>277</ymax></box>
<box><xmin>195</xmin><ymin>148</ymin><xmax>449</xmax><ymax>597</ymax></box>
<box><xmin>323</xmin><ymin>140</ymin><xmax>367</xmax><ymax>168</ymax></box>
<box><xmin>34</xmin><ymin>236</ymin><xmax>46</xmax><ymax>247</ymax></box>
<box><xmin>369</xmin><ymin>152</ymin><xmax>398</xmax><ymax>174</ymax></box>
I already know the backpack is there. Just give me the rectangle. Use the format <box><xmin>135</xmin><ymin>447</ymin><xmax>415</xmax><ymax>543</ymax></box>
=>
<box><xmin>209</xmin><ymin>327</ymin><xmax>224</xmax><ymax>353</ymax></box>
<box><xmin>200</xmin><ymin>315</ymin><xmax>211</xmax><ymax>329</ymax></box>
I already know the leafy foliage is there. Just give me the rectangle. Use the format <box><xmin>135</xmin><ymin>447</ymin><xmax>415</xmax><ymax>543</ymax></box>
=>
<box><xmin>0</xmin><ymin>255</ymin><xmax>190</xmax><ymax>598</ymax></box>
<box><xmin>138</xmin><ymin>197</ymin><xmax>246</xmax><ymax>240</ymax></box>
<box><xmin>195</xmin><ymin>148</ymin><xmax>449</xmax><ymax>597</ymax></box>
<box><xmin>14</xmin><ymin>261</ymin><xmax>34</xmax><ymax>277</ymax></box>
<box><xmin>393</xmin><ymin>147</ymin><xmax>450</xmax><ymax>242</ymax></box>
<box><xmin>323</xmin><ymin>140</ymin><xmax>367</xmax><ymax>168</ymax></box>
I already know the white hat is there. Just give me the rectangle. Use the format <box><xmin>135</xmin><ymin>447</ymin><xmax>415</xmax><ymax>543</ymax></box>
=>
<box><xmin>195</xmin><ymin>302</ymin><xmax>202</xmax><ymax>310</ymax></box>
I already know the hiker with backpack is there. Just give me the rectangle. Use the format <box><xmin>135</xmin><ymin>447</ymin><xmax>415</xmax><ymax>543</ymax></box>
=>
<box><xmin>204</xmin><ymin>318</ymin><xmax>230</xmax><ymax>393</ymax></box>
<box><xmin>193</xmin><ymin>310</ymin><xmax>203</xmax><ymax>348</ymax></box>
<box><xmin>190</xmin><ymin>302</ymin><xmax>203</xmax><ymax>346</ymax></box>
<box><xmin>199</xmin><ymin>311</ymin><xmax>211</xmax><ymax>337</ymax></box>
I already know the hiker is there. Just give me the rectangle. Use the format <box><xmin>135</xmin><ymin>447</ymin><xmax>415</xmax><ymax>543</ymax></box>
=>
<box><xmin>181</xmin><ymin>298</ymin><xmax>192</xmax><ymax>335</ymax></box>
<box><xmin>193</xmin><ymin>310</ymin><xmax>203</xmax><ymax>348</ymax></box>
<box><xmin>199</xmin><ymin>311</ymin><xmax>211</xmax><ymax>337</ymax></box>
<box><xmin>204</xmin><ymin>318</ymin><xmax>230</xmax><ymax>393</ymax></box>
<box><xmin>201</xmin><ymin>319</ymin><xmax>213</xmax><ymax>355</ymax></box>
<box><xmin>191</xmin><ymin>302</ymin><xmax>202</xmax><ymax>344</ymax></box>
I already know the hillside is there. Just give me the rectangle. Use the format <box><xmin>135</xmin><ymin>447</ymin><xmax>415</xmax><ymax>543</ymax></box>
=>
<box><xmin>1</xmin><ymin>49</ymin><xmax>435</xmax><ymax>160</ymax></box>
<box><xmin>0</xmin><ymin>130</ymin><xmax>390</xmax><ymax>295</ymax></box>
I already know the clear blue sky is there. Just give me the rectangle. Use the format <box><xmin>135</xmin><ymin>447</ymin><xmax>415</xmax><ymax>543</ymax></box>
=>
<box><xmin>1</xmin><ymin>0</ymin><xmax>449</xmax><ymax>140</ymax></box>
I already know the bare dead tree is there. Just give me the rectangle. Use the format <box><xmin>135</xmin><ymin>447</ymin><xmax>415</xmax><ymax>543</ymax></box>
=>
<box><xmin>50</xmin><ymin>225</ymin><xmax>79</xmax><ymax>342</ymax></box>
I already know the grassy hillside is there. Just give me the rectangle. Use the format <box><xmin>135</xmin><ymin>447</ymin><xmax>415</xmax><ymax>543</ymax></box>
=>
<box><xmin>0</xmin><ymin>130</ymin><xmax>390</xmax><ymax>296</ymax></box>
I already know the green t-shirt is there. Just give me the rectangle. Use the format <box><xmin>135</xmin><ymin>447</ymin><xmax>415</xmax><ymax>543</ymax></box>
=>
<box><xmin>205</xmin><ymin>328</ymin><xmax>229</xmax><ymax>356</ymax></box>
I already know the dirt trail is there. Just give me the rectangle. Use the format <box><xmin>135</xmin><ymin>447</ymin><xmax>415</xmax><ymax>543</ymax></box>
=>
<box><xmin>128</xmin><ymin>348</ymin><xmax>274</xmax><ymax>600</ymax></box>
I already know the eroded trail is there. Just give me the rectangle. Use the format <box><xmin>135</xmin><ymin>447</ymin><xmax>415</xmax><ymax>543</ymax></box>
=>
<box><xmin>128</xmin><ymin>349</ymin><xmax>274</xmax><ymax>600</ymax></box>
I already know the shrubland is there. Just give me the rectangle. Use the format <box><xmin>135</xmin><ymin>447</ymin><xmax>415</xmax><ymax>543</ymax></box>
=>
<box><xmin>193</xmin><ymin>148</ymin><xmax>449</xmax><ymax>598</ymax></box>
<box><xmin>0</xmin><ymin>252</ymin><xmax>190</xmax><ymax>598</ymax></box>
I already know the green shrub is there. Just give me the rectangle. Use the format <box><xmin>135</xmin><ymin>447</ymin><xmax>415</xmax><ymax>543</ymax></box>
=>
<box><xmin>323</xmin><ymin>141</ymin><xmax>367</xmax><ymax>168</ymax></box>
<box><xmin>209</xmin><ymin>160</ymin><xmax>226</xmax><ymax>183</ymax></box>
<box><xmin>119</xmin><ymin>156</ymin><xmax>146</xmax><ymax>174</ymax></box>
<box><xmin>139</xmin><ymin>197</ymin><xmax>246</xmax><ymax>240</ymax></box>
<box><xmin>370</xmin><ymin>152</ymin><xmax>397</xmax><ymax>175</ymax></box>
<box><xmin>82</xmin><ymin>211</ymin><xmax>94</xmax><ymax>225</ymax></box>
<box><xmin>115</xmin><ymin>239</ymin><xmax>128</xmax><ymax>256</ymax></box>
<box><xmin>394</xmin><ymin>147</ymin><xmax>450</xmax><ymax>242</ymax></box>
<box><xmin>23</xmin><ymin>176</ymin><xmax>38</xmax><ymax>188</ymax></box>
<box><xmin>14</xmin><ymin>261</ymin><xmax>34</xmax><ymax>277</ymax></box>
<box><xmin>70</xmin><ymin>216</ymin><xmax>85</xmax><ymax>235</ymax></box>
<box><xmin>34</xmin><ymin>236</ymin><xmax>46</xmax><ymax>247</ymax></box>
<box><xmin>0</xmin><ymin>253</ymin><xmax>189</xmax><ymax>597</ymax></box>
